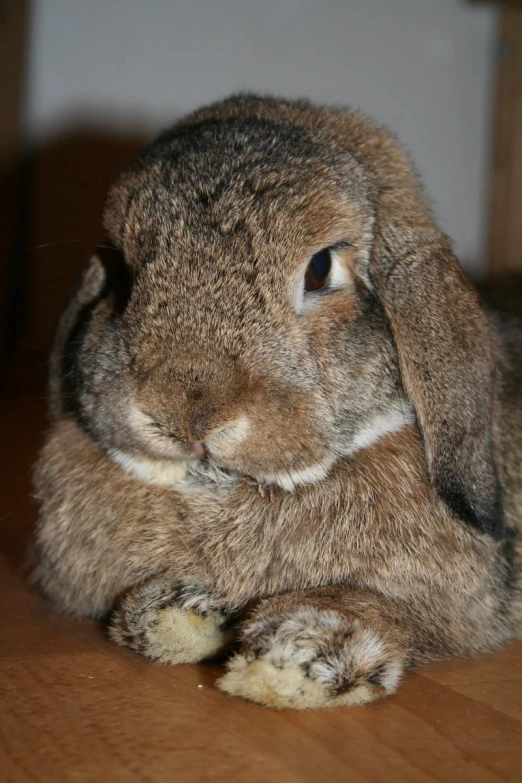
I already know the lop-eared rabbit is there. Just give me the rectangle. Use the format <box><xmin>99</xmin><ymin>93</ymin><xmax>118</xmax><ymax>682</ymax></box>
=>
<box><xmin>33</xmin><ymin>95</ymin><xmax>522</xmax><ymax>709</ymax></box>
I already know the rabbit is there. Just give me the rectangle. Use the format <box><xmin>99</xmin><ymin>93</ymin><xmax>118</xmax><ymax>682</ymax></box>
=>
<box><xmin>33</xmin><ymin>94</ymin><xmax>522</xmax><ymax>710</ymax></box>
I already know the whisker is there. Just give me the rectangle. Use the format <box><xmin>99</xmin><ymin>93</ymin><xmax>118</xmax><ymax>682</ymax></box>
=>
<box><xmin>14</xmin><ymin>341</ymin><xmax>47</xmax><ymax>353</ymax></box>
<box><xmin>377</xmin><ymin>343</ymin><xmax>410</xmax><ymax>426</ymax></box>
<box><xmin>27</xmin><ymin>239</ymin><xmax>117</xmax><ymax>253</ymax></box>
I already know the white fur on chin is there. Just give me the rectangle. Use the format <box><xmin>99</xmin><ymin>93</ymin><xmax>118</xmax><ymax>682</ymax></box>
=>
<box><xmin>110</xmin><ymin>403</ymin><xmax>414</xmax><ymax>492</ymax></box>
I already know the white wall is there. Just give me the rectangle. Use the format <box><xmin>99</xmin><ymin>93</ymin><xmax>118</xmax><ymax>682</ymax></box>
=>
<box><xmin>25</xmin><ymin>0</ymin><xmax>498</xmax><ymax>274</ymax></box>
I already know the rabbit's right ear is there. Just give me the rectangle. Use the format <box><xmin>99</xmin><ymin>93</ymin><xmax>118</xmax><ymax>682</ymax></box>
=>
<box><xmin>49</xmin><ymin>248</ymin><xmax>131</xmax><ymax>420</ymax></box>
<box><xmin>48</xmin><ymin>254</ymin><xmax>107</xmax><ymax>419</ymax></box>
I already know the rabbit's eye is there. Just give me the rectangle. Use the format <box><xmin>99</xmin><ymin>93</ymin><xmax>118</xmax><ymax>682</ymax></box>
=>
<box><xmin>293</xmin><ymin>241</ymin><xmax>353</xmax><ymax>314</ymax></box>
<box><xmin>304</xmin><ymin>249</ymin><xmax>331</xmax><ymax>292</ymax></box>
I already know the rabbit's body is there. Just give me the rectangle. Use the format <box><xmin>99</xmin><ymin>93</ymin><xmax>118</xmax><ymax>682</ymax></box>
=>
<box><xmin>33</xmin><ymin>95</ymin><xmax>522</xmax><ymax>709</ymax></box>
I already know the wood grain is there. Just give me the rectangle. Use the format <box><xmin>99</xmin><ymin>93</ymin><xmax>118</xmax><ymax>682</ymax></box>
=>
<box><xmin>1</xmin><ymin>396</ymin><xmax>521</xmax><ymax>783</ymax></box>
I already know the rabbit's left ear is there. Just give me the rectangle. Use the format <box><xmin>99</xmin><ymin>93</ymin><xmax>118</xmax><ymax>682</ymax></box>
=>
<box><xmin>371</xmin><ymin>234</ymin><xmax>503</xmax><ymax>539</ymax></box>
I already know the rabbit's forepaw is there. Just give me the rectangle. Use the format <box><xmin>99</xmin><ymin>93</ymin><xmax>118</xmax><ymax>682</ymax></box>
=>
<box><xmin>109</xmin><ymin>579</ymin><xmax>236</xmax><ymax>664</ymax></box>
<box><xmin>218</xmin><ymin>605</ymin><xmax>404</xmax><ymax>709</ymax></box>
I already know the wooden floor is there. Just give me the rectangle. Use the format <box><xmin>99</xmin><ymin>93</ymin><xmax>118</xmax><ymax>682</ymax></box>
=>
<box><xmin>1</xmin><ymin>392</ymin><xmax>522</xmax><ymax>782</ymax></box>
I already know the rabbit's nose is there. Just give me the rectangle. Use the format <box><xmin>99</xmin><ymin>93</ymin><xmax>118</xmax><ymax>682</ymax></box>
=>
<box><xmin>192</xmin><ymin>417</ymin><xmax>206</xmax><ymax>438</ymax></box>
<box><xmin>189</xmin><ymin>441</ymin><xmax>207</xmax><ymax>459</ymax></box>
<box><xmin>182</xmin><ymin>415</ymin><xmax>209</xmax><ymax>444</ymax></box>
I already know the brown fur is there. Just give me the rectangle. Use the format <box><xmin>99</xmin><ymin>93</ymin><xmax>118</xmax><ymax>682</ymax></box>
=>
<box><xmin>33</xmin><ymin>95</ymin><xmax>522</xmax><ymax>709</ymax></box>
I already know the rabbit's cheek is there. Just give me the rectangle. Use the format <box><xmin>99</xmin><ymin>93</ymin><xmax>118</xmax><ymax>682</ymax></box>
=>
<box><xmin>107</xmin><ymin>449</ymin><xmax>190</xmax><ymax>487</ymax></box>
<box><xmin>209</xmin><ymin>426</ymin><xmax>335</xmax><ymax>490</ymax></box>
<box><xmin>205</xmin><ymin>417</ymin><xmax>251</xmax><ymax>459</ymax></box>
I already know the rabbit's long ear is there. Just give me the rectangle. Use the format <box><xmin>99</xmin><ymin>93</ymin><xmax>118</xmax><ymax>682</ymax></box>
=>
<box><xmin>48</xmin><ymin>254</ymin><xmax>107</xmax><ymax>420</ymax></box>
<box><xmin>371</xmin><ymin>232</ymin><xmax>502</xmax><ymax>539</ymax></box>
<box><xmin>49</xmin><ymin>248</ymin><xmax>131</xmax><ymax>420</ymax></box>
<box><xmin>337</xmin><ymin>111</ymin><xmax>503</xmax><ymax>538</ymax></box>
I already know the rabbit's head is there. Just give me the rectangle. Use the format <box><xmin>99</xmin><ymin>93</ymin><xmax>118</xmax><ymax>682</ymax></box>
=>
<box><xmin>56</xmin><ymin>95</ymin><xmax>501</xmax><ymax>537</ymax></box>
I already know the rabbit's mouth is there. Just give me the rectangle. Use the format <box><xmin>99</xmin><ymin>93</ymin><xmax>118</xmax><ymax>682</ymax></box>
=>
<box><xmin>106</xmin><ymin>437</ymin><xmax>336</xmax><ymax>494</ymax></box>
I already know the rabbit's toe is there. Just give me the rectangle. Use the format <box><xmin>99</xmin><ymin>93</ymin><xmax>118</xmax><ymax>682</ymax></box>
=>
<box><xmin>217</xmin><ymin>605</ymin><xmax>403</xmax><ymax>709</ymax></box>
<box><xmin>109</xmin><ymin>579</ymin><xmax>236</xmax><ymax>664</ymax></box>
